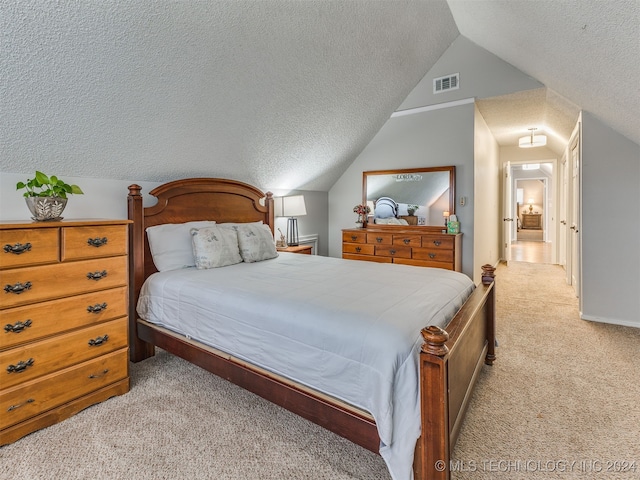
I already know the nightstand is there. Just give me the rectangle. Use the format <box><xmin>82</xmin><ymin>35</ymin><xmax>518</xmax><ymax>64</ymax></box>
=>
<box><xmin>277</xmin><ymin>245</ymin><xmax>312</xmax><ymax>255</ymax></box>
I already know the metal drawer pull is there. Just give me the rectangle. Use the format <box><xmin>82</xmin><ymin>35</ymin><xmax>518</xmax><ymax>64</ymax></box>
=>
<box><xmin>87</xmin><ymin>303</ymin><xmax>108</xmax><ymax>313</ymax></box>
<box><xmin>8</xmin><ymin>398</ymin><xmax>34</xmax><ymax>412</ymax></box>
<box><xmin>433</xmin><ymin>240</ymin><xmax>441</xmax><ymax>246</ymax></box>
<box><xmin>87</xmin><ymin>237</ymin><xmax>108</xmax><ymax>248</ymax></box>
<box><xmin>429</xmin><ymin>253</ymin><xmax>436</xmax><ymax>259</ymax></box>
<box><xmin>89</xmin><ymin>369</ymin><xmax>109</xmax><ymax>379</ymax></box>
<box><xmin>4</xmin><ymin>282</ymin><xmax>32</xmax><ymax>295</ymax></box>
<box><xmin>403</xmin><ymin>238</ymin><xmax>410</xmax><ymax>244</ymax></box>
<box><xmin>5</xmin><ymin>319</ymin><xmax>32</xmax><ymax>333</ymax></box>
<box><xmin>376</xmin><ymin>237</ymin><xmax>383</xmax><ymax>243</ymax></box>
<box><xmin>350</xmin><ymin>235</ymin><xmax>357</xmax><ymax>241</ymax></box>
<box><xmin>88</xmin><ymin>334</ymin><xmax>109</xmax><ymax>346</ymax></box>
<box><xmin>389</xmin><ymin>249</ymin><xmax>396</xmax><ymax>255</ymax></box>
<box><xmin>4</xmin><ymin>242</ymin><xmax>32</xmax><ymax>255</ymax></box>
<box><xmin>87</xmin><ymin>270</ymin><xmax>108</xmax><ymax>281</ymax></box>
<box><xmin>7</xmin><ymin>358</ymin><xmax>34</xmax><ymax>373</ymax></box>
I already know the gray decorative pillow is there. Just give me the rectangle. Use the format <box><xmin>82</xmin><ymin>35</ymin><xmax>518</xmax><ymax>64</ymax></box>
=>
<box><xmin>234</xmin><ymin>223</ymin><xmax>278</xmax><ymax>263</ymax></box>
<box><xmin>190</xmin><ymin>225</ymin><xmax>243</xmax><ymax>269</ymax></box>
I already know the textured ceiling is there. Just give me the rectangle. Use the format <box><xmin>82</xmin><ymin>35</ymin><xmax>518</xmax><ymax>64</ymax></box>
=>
<box><xmin>0</xmin><ymin>0</ymin><xmax>457</xmax><ymax>191</ymax></box>
<box><xmin>1</xmin><ymin>1</ymin><xmax>638</xmax><ymax>193</ymax></box>
<box><xmin>449</xmin><ymin>0</ymin><xmax>640</xmax><ymax>151</ymax></box>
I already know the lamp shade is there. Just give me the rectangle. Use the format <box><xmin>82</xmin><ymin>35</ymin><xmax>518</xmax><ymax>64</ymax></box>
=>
<box><xmin>282</xmin><ymin>195</ymin><xmax>306</xmax><ymax>217</ymax></box>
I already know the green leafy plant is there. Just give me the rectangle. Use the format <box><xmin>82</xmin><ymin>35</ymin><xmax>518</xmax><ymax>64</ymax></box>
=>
<box><xmin>407</xmin><ymin>204</ymin><xmax>420</xmax><ymax>215</ymax></box>
<box><xmin>16</xmin><ymin>171</ymin><xmax>84</xmax><ymax>198</ymax></box>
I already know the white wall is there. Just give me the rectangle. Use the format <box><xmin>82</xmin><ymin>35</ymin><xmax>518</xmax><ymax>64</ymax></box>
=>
<box><xmin>0</xmin><ymin>173</ymin><xmax>329</xmax><ymax>256</ymax></box>
<box><xmin>580</xmin><ymin>112</ymin><xmax>640</xmax><ymax>327</ymax></box>
<box><xmin>473</xmin><ymin>106</ymin><xmax>501</xmax><ymax>283</ymax></box>
<box><xmin>328</xmin><ymin>101</ymin><xmax>476</xmax><ymax>277</ymax></box>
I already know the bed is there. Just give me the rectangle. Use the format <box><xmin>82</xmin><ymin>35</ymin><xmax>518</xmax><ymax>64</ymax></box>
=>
<box><xmin>127</xmin><ymin>178</ymin><xmax>496</xmax><ymax>480</ymax></box>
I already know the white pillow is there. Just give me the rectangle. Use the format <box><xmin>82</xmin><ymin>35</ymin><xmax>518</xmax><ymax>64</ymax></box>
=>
<box><xmin>191</xmin><ymin>225</ymin><xmax>243</xmax><ymax>269</ymax></box>
<box><xmin>146</xmin><ymin>221</ymin><xmax>216</xmax><ymax>271</ymax></box>
<box><xmin>233</xmin><ymin>223</ymin><xmax>278</xmax><ymax>263</ymax></box>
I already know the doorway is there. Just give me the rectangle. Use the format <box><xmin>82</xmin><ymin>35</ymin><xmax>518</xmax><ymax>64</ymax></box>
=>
<box><xmin>508</xmin><ymin>162</ymin><xmax>555</xmax><ymax>264</ymax></box>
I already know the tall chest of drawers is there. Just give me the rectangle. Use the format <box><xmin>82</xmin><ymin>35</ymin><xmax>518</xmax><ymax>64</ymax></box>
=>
<box><xmin>342</xmin><ymin>227</ymin><xmax>462</xmax><ymax>271</ymax></box>
<box><xmin>0</xmin><ymin>219</ymin><xmax>130</xmax><ymax>445</ymax></box>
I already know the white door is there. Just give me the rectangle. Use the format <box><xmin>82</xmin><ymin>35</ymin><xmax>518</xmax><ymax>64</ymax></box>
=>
<box><xmin>559</xmin><ymin>156</ymin><xmax>568</xmax><ymax>268</ymax></box>
<box><xmin>502</xmin><ymin>161</ymin><xmax>513</xmax><ymax>264</ymax></box>
<box><xmin>569</xmin><ymin>131</ymin><xmax>581</xmax><ymax>297</ymax></box>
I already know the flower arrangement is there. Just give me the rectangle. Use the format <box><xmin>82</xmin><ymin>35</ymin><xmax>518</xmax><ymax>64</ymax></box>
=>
<box><xmin>353</xmin><ymin>204</ymin><xmax>371</xmax><ymax>216</ymax></box>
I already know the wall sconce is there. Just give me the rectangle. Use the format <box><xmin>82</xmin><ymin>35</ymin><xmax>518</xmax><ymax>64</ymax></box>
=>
<box><xmin>274</xmin><ymin>195</ymin><xmax>306</xmax><ymax>246</ymax></box>
<box><xmin>528</xmin><ymin>198</ymin><xmax>534</xmax><ymax>213</ymax></box>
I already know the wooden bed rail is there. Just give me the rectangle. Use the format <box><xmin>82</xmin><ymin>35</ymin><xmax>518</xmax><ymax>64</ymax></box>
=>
<box><xmin>414</xmin><ymin>266</ymin><xmax>496</xmax><ymax>480</ymax></box>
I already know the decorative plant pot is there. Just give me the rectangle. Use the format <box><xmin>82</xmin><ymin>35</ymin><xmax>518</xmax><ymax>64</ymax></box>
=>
<box><xmin>25</xmin><ymin>197</ymin><xmax>68</xmax><ymax>221</ymax></box>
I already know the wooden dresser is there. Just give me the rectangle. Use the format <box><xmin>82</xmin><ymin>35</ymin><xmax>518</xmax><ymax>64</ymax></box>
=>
<box><xmin>0</xmin><ymin>219</ymin><xmax>130</xmax><ymax>445</ymax></box>
<box><xmin>521</xmin><ymin>213</ymin><xmax>541</xmax><ymax>229</ymax></box>
<box><xmin>342</xmin><ymin>227</ymin><xmax>462</xmax><ymax>271</ymax></box>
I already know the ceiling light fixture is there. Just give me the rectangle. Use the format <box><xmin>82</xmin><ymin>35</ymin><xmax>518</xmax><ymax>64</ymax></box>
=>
<box><xmin>519</xmin><ymin>128</ymin><xmax>547</xmax><ymax>148</ymax></box>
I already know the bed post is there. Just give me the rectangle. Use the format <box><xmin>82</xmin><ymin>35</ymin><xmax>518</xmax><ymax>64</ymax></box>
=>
<box><xmin>127</xmin><ymin>184</ymin><xmax>155</xmax><ymax>362</ymax></box>
<box><xmin>414</xmin><ymin>268</ymin><xmax>496</xmax><ymax>480</ymax></box>
<box><xmin>481</xmin><ymin>264</ymin><xmax>496</xmax><ymax>366</ymax></box>
<box><xmin>415</xmin><ymin>326</ymin><xmax>451</xmax><ymax>480</ymax></box>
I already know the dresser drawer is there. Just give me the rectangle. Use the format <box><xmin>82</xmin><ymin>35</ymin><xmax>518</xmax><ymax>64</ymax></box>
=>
<box><xmin>342</xmin><ymin>243</ymin><xmax>374</xmax><ymax>255</ymax></box>
<box><xmin>1</xmin><ymin>317</ymin><xmax>127</xmax><ymax>388</ymax></box>
<box><xmin>0</xmin><ymin>256</ymin><xmax>127</xmax><ymax>309</ymax></box>
<box><xmin>343</xmin><ymin>254</ymin><xmax>391</xmax><ymax>263</ymax></box>
<box><xmin>394</xmin><ymin>258</ymin><xmax>454</xmax><ymax>270</ymax></box>
<box><xmin>367</xmin><ymin>233</ymin><xmax>393</xmax><ymax>245</ymax></box>
<box><xmin>420</xmin><ymin>236</ymin><xmax>454</xmax><ymax>250</ymax></box>
<box><xmin>0</xmin><ymin>348</ymin><xmax>128</xmax><ymax>430</ymax></box>
<box><xmin>1</xmin><ymin>286</ymin><xmax>127</xmax><ymax>349</ymax></box>
<box><xmin>412</xmin><ymin>248</ymin><xmax>454</xmax><ymax>263</ymax></box>
<box><xmin>342</xmin><ymin>231</ymin><xmax>366</xmax><ymax>244</ymax></box>
<box><xmin>392</xmin><ymin>235</ymin><xmax>421</xmax><ymax>247</ymax></box>
<box><xmin>0</xmin><ymin>229</ymin><xmax>59</xmax><ymax>269</ymax></box>
<box><xmin>375</xmin><ymin>245</ymin><xmax>412</xmax><ymax>259</ymax></box>
<box><xmin>62</xmin><ymin>225</ymin><xmax>128</xmax><ymax>261</ymax></box>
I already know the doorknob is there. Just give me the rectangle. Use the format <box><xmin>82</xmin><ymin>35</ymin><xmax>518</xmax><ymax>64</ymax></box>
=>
<box><xmin>503</xmin><ymin>218</ymin><xmax>513</xmax><ymax>222</ymax></box>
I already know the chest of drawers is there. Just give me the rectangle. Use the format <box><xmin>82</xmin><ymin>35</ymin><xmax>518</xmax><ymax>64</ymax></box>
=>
<box><xmin>342</xmin><ymin>227</ymin><xmax>462</xmax><ymax>271</ymax></box>
<box><xmin>521</xmin><ymin>213</ymin><xmax>541</xmax><ymax>229</ymax></box>
<box><xmin>0</xmin><ymin>219</ymin><xmax>130</xmax><ymax>445</ymax></box>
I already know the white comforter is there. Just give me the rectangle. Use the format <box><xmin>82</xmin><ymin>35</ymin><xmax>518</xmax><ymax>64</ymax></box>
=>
<box><xmin>137</xmin><ymin>252</ymin><xmax>475</xmax><ymax>480</ymax></box>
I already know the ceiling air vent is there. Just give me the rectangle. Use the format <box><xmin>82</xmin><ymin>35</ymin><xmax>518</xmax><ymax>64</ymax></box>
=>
<box><xmin>433</xmin><ymin>73</ymin><xmax>459</xmax><ymax>94</ymax></box>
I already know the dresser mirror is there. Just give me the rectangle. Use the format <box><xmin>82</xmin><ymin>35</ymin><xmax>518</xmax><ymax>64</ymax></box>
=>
<box><xmin>363</xmin><ymin>166</ymin><xmax>455</xmax><ymax>230</ymax></box>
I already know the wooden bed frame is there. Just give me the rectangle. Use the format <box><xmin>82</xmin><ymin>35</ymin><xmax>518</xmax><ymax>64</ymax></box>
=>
<box><xmin>127</xmin><ymin>178</ymin><xmax>496</xmax><ymax>480</ymax></box>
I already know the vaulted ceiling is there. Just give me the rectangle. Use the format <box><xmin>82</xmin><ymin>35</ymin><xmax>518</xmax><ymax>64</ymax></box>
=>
<box><xmin>1</xmin><ymin>1</ymin><xmax>638</xmax><ymax>192</ymax></box>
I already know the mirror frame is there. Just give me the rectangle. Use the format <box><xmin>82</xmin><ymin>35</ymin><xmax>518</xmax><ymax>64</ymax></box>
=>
<box><xmin>362</xmin><ymin>166</ymin><xmax>455</xmax><ymax>231</ymax></box>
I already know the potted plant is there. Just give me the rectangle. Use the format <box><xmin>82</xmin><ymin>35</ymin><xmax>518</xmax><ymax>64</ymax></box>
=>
<box><xmin>353</xmin><ymin>204</ymin><xmax>371</xmax><ymax>227</ymax></box>
<box><xmin>17</xmin><ymin>171</ymin><xmax>84</xmax><ymax>221</ymax></box>
<box><xmin>406</xmin><ymin>204</ymin><xmax>420</xmax><ymax>216</ymax></box>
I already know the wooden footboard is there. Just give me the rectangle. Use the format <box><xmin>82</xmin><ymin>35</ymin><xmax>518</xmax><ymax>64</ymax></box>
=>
<box><xmin>127</xmin><ymin>180</ymin><xmax>496</xmax><ymax>480</ymax></box>
<box><xmin>414</xmin><ymin>266</ymin><xmax>495</xmax><ymax>480</ymax></box>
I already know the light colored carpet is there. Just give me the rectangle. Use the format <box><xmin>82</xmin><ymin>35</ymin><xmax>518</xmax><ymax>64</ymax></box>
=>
<box><xmin>1</xmin><ymin>262</ymin><xmax>638</xmax><ymax>480</ymax></box>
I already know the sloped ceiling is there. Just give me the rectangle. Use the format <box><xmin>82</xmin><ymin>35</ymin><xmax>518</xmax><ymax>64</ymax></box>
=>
<box><xmin>449</xmin><ymin>0</ymin><xmax>640</xmax><ymax>151</ymax></box>
<box><xmin>0</xmin><ymin>0</ymin><xmax>457</xmax><ymax>191</ymax></box>
<box><xmin>1</xmin><ymin>1</ymin><xmax>638</xmax><ymax>193</ymax></box>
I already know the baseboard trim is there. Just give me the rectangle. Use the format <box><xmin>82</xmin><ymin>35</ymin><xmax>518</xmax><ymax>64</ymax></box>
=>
<box><xmin>581</xmin><ymin>313</ymin><xmax>639</xmax><ymax>329</ymax></box>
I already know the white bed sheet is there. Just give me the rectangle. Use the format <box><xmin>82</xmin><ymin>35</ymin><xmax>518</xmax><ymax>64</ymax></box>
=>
<box><xmin>137</xmin><ymin>252</ymin><xmax>475</xmax><ymax>480</ymax></box>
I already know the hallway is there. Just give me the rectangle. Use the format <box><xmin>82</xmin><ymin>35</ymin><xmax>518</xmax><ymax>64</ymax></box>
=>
<box><xmin>509</xmin><ymin>240</ymin><xmax>553</xmax><ymax>264</ymax></box>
